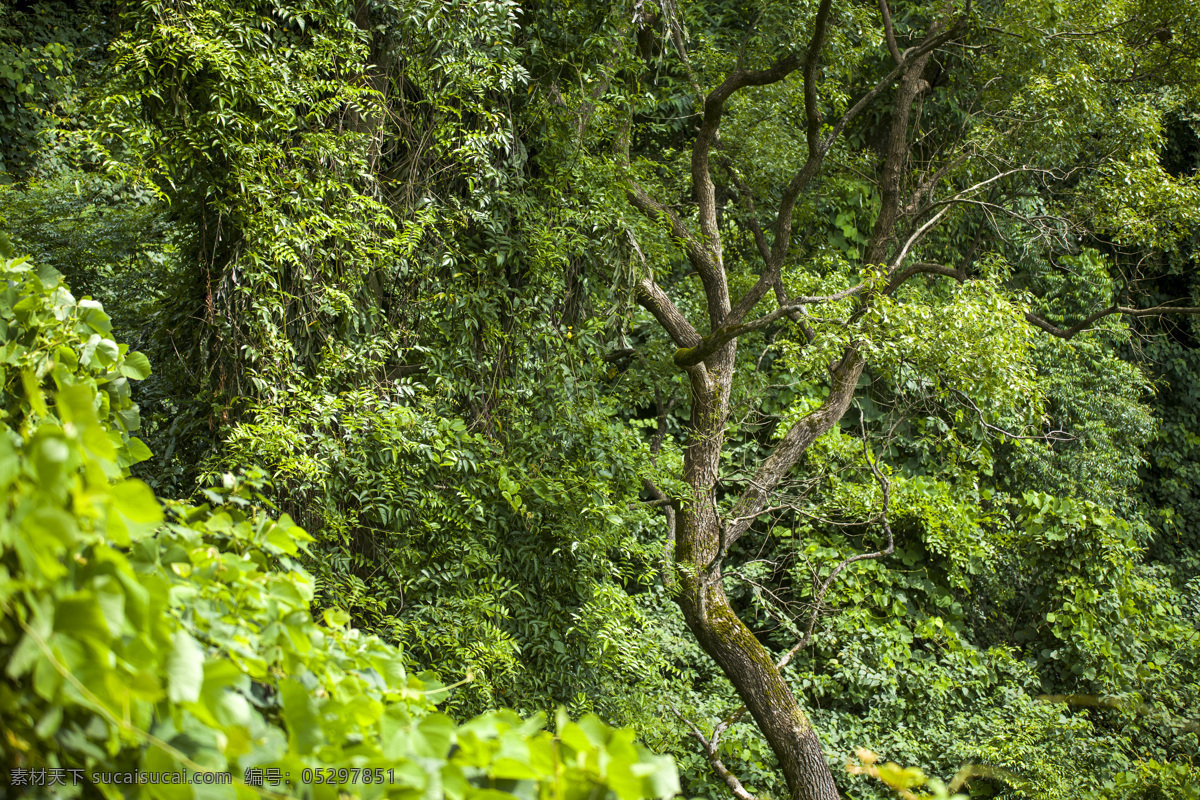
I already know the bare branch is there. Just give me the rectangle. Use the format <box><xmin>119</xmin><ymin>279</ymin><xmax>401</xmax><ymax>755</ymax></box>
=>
<box><xmin>662</xmin><ymin>0</ymin><xmax>705</xmax><ymax>103</ymax></box>
<box><xmin>879</xmin><ymin>0</ymin><xmax>904</xmax><ymax>66</ymax></box>
<box><xmin>724</xmin><ymin>504</ymin><xmax>799</xmax><ymax>528</ymax></box>
<box><xmin>865</xmin><ymin>15</ymin><xmax>951</xmax><ymax>264</ymax></box>
<box><xmin>888</xmin><ymin>205</ymin><xmax>955</xmax><ymax>271</ymax></box>
<box><xmin>723</xmin><ymin>349</ymin><xmax>866</xmax><ymax>548</ymax></box>
<box><xmin>635</xmin><ymin>276</ymin><xmax>703</xmax><ymax>350</ymax></box>
<box><xmin>885</xmin><ymin>261</ymin><xmax>966</xmax><ymax>294</ymax></box>
<box><xmin>625</xmin><ymin>180</ymin><xmax>718</xmax><ymax>280</ymax></box>
<box><xmin>1025</xmin><ymin>303</ymin><xmax>1200</xmax><ymax>340</ymax></box>
<box><xmin>686</xmin><ymin>18</ymin><xmax>828</xmax><ymax>325</ymax></box>
<box><xmin>669</xmin><ymin>706</ymin><xmax>758</xmax><ymax>800</ymax></box>
<box><xmin>954</xmin><ymin>390</ymin><xmax>1075</xmax><ymax>442</ymax></box>
<box><xmin>633</xmin><ymin>1</ymin><xmax>833</xmax><ymax>332</ymax></box>
<box><xmin>905</xmin><ymin>152</ymin><xmax>971</xmax><ymax>215</ymax></box>
<box><xmin>776</xmin><ymin>410</ymin><xmax>895</xmax><ymax>672</ymax></box>
<box><xmin>727</xmin><ymin>9</ymin><xmax>972</xmax><ymax>328</ymax></box>
<box><xmin>717</xmin><ymin>155</ymin><xmax>772</xmax><ymax>263</ymax></box>
<box><xmin>803</xmin><ymin>0</ymin><xmax>836</xmax><ymax>157</ymax></box>
<box><xmin>674</xmin><ymin>285</ymin><xmax>857</xmax><ymax>368</ymax></box>
<box><xmin>603</xmin><ymin>348</ymin><xmax>638</xmax><ymax>364</ymax></box>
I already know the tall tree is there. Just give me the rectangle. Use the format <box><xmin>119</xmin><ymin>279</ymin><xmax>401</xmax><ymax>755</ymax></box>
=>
<box><xmin>581</xmin><ymin>0</ymin><xmax>1200</xmax><ymax>796</ymax></box>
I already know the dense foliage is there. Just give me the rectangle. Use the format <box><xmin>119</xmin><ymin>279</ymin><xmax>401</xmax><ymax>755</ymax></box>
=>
<box><xmin>2</xmin><ymin>0</ymin><xmax>1198</xmax><ymax>798</ymax></box>
<box><xmin>0</xmin><ymin>251</ymin><xmax>680</xmax><ymax>799</ymax></box>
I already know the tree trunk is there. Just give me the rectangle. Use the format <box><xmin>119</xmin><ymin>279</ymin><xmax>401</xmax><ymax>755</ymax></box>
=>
<box><xmin>677</xmin><ymin>555</ymin><xmax>841</xmax><ymax>800</ymax></box>
<box><xmin>635</xmin><ymin>13</ymin><xmax>951</xmax><ymax>798</ymax></box>
<box><xmin>672</xmin><ymin>344</ymin><xmax>842</xmax><ymax>800</ymax></box>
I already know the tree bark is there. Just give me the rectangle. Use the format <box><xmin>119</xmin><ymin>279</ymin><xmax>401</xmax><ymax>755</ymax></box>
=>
<box><xmin>667</xmin><ymin>340</ymin><xmax>853</xmax><ymax>800</ymax></box>
<box><xmin>679</xmin><ymin>574</ymin><xmax>841</xmax><ymax>800</ymax></box>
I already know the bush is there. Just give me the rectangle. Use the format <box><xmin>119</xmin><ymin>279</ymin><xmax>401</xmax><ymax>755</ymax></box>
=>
<box><xmin>0</xmin><ymin>250</ymin><xmax>679</xmax><ymax>800</ymax></box>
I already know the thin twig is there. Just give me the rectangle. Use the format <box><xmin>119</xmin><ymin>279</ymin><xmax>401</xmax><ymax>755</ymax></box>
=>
<box><xmin>776</xmin><ymin>409</ymin><xmax>895</xmax><ymax>672</ymax></box>
<box><xmin>669</xmin><ymin>705</ymin><xmax>758</xmax><ymax>800</ymax></box>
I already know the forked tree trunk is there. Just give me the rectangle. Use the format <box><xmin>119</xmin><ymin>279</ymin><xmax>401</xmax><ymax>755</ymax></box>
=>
<box><xmin>669</xmin><ymin>344</ymin><xmax>862</xmax><ymax>800</ymax></box>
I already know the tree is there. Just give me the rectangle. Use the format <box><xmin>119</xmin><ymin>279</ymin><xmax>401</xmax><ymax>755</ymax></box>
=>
<box><xmin>586</xmin><ymin>0</ymin><xmax>1200</xmax><ymax>797</ymax></box>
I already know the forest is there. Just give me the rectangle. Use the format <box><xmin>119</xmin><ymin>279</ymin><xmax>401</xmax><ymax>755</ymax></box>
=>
<box><xmin>1</xmin><ymin>0</ymin><xmax>1198</xmax><ymax>798</ymax></box>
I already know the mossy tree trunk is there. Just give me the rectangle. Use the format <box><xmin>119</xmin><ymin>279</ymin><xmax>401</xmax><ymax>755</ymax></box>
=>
<box><xmin>665</xmin><ymin>334</ymin><xmax>864</xmax><ymax>800</ymax></box>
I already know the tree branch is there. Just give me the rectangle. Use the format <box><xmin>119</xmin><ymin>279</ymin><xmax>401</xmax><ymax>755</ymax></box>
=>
<box><xmin>717</xmin><ymin>155</ymin><xmax>772</xmax><ymax>264</ymax></box>
<box><xmin>879</xmin><ymin>0</ymin><xmax>904</xmax><ymax>65</ymax></box>
<box><xmin>727</xmin><ymin>7</ymin><xmax>971</xmax><ymax>328</ymax></box>
<box><xmin>636</xmin><ymin>276</ymin><xmax>703</xmax><ymax>349</ymax></box>
<box><xmin>669</xmin><ymin>706</ymin><xmax>758</xmax><ymax>800</ymax></box>
<box><xmin>904</xmin><ymin>152</ymin><xmax>971</xmax><ymax>215</ymax></box>
<box><xmin>723</xmin><ymin>348</ymin><xmax>866</xmax><ymax>548</ymax></box>
<box><xmin>890</xmin><ymin>166</ymin><xmax>1065</xmax><ymax>268</ymax></box>
<box><xmin>674</xmin><ymin>285</ymin><xmax>857</xmax><ymax>367</ymax></box>
<box><xmin>1025</xmin><ymin>303</ymin><xmax>1200</xmax><ymax>339</ymax></box>
<box><xmin>885</xmin><ymin>261</ymin><xmax>966</xmax><ymax>294</ymax></box>
<box><xmin>686</xmin><ymin>18</ymin><xmax>827</xmax><ymax>326</ymax></box>
<box><xmin>662</xmin><ymin>0</ymin><xmax>705</xmax><ymax>103</ymax></box>
<box><xmin>723</xmin><ymin>0</ymin><xmax>835</xmax><ymax>325</ymax></box>
<box><xmin>776</xmin><ymin>410</ymin><xmax>895</xmax><ymax>672</ymax></box>
<box><xmin>679</xmin><ymin>254</ymin><xmax>971</xmax><ymax>371</ymax></box>
<box><xmin>954</xmin><ymin>390</ymin><xmax>1074</xmax><ymax>442</ymax></box>
<box><xmin>625</xmin><ymin>180</ymin><xmax>717</xmax><ymax>281</ymax></box>
<box><xmin>864</xmin><ymin>15</ymin><xmax>948</xmax><ymax>264</ymax></box>
<box><xmin>680</xmin><ymin>255</ymin><xmax>974</xmax><ymax>370</ymax></box>
<box><xmin>803</xmin><ymin>0</ymin><xmax>836</xmax><ymax>158</ymax></box>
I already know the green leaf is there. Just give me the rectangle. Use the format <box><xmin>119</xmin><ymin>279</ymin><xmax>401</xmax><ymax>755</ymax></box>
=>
<box><xmin>34</xmin><ymin>262</ymin><xmax>63</xmax><ymax>287</ymax></box>
<box><xmin>0</xmin><ymin>434</ymin><xmax>18</xmax><ymax>491</ymax></box>
<box><xmin>166</xmin><ymin>629</ymin><xmax>204</xmax><ymax>704</ymax></box>
<box><xmin>280</xmin><ymin>677</ymin><xmax>323</xmax><ymax>754</ymax></box>
<box><xmin>120</xmin><ymin>351</ymin><xmax>152</xmax><ymax>380</ymax></box>
<box><xmin>108</xmin><ymin>479</ymin><xmax>163</xmax><ymax>544</ymax></box>
<box><xmin>322</xmin><ymin>607</ymin><xmax>350</xmax><ymax>628</ymax></box>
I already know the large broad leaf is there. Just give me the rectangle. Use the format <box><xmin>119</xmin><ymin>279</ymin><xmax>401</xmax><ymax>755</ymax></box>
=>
<box><xmin>166</xmin><ymin>629</ymin><xmax>204</xmax><ymax>704</ymax></box>
<box><xmin>120</xmin><ymin>350</ymin><xmax>152</xmax><ymax>380</ymax></box>
<box><xmin>108</xmin><ymin>479</ymin><xmax>163</xmax><ymax>544</ymax></box>
<box><xmin>280</xmin><ymin>677</ymin><xmax>324</xmax><ymax>755</ymax></box>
